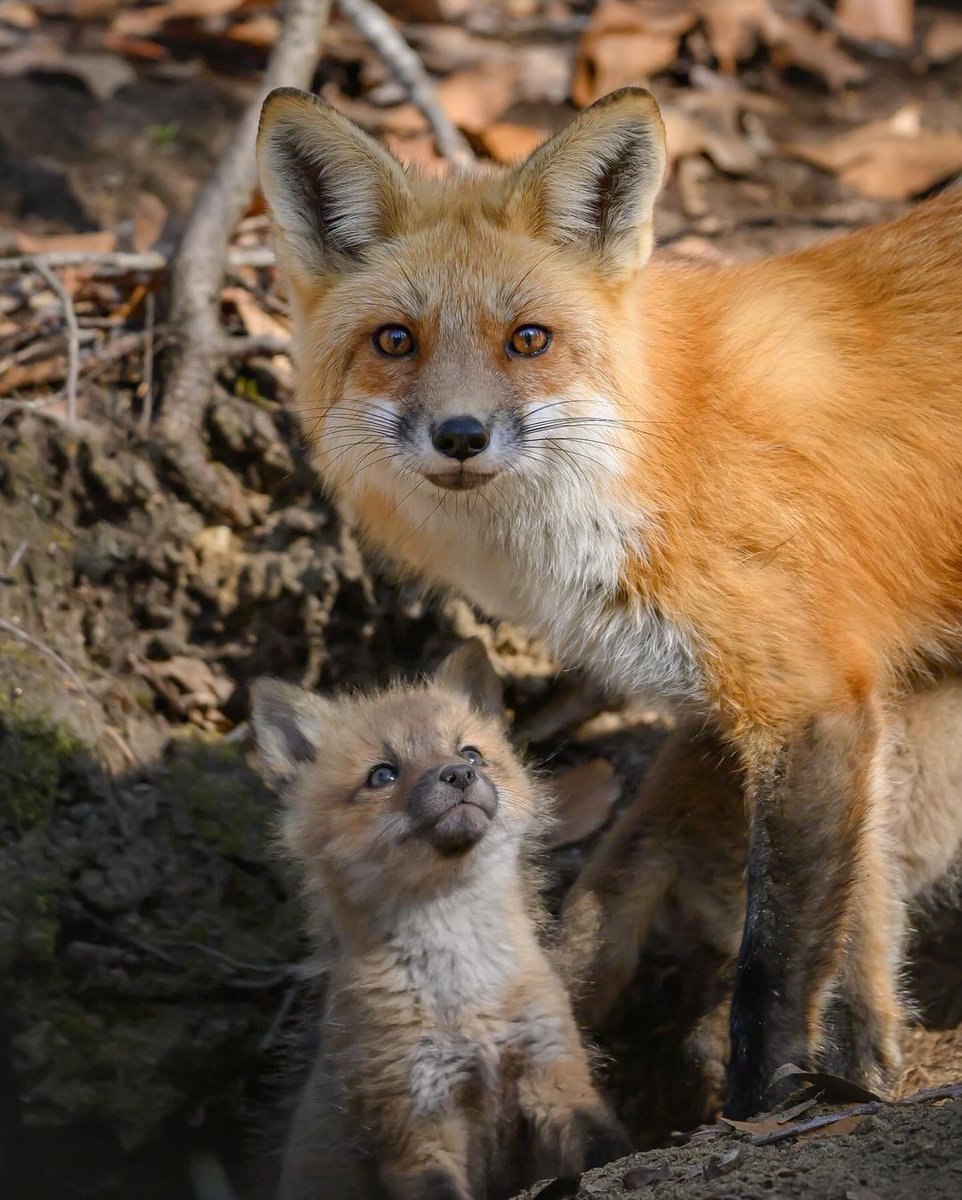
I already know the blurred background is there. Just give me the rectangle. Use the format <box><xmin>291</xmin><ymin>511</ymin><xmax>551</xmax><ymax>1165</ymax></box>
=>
<box><xmin>2</xmin><ymin>2</ymin><xmax>962</xmax><ymax>1198</ymax></box>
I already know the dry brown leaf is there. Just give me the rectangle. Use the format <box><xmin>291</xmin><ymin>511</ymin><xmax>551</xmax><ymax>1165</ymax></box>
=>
<box><xmin>16</xmin><ymin>229</ymin><xmax>117</xmax><ymax>255</ymax></box>
<box><xmin>319</xmin><ymin>86</ymin><xmax>428</xmax><ymax>138</ymax></box>
<box><xmin>0</xmin><ymin>2</ymin><xmax>37</xmax><ymax>29</ymax></box>
<box><xmin>381</xmin><ymin>132</ymin><xmax>446</xmax><ymax>175</ymax></box>
<box><xmin>573</xmin><ymin>0</ymin><xmax>694</xmax><ymax>108</ymax></box>
<box><xmin>131</xmin><ymin>192</ymin><xmax>168</xmax><ymax>253</ymax></box>
<box><xmin>136</xmin><ymin>655</ymin><xmax>233</xmax><ymax>713</ymax></box>
<box><xmin>222</xmin><ymin>286</ymin><xmax>290</xmax><ymax>342</ymax></box>
<box><xmin>925</xmin><ymin>14</ymin><xmax>962</xmax><ymax>63</ymax></box>
<box><xmin>693</xmin><ymin>0</ymin><xmax>865</xmax><ymax>88</ymax></box>
<box><xmin>34</xmin><ymin>0</ymin><xmax>121</xmax><ymax>18</ymax></box>
<box><xmin>379</xmin><ymin>0</ymin><xmax>470</xmax><ymax>19</ymax></box>
<box><xmin>435</xmin><ymin>61</ymin><xmax>520</xmax><ymax>134</ymax></box>
<box><xmin>477</xmin><ymin>122</ymin><xmax>546</xmax><ymax>165</ymax></box>
<box><xmin>101</xmin><ymin>30</ymin><xmax>168</xmax><ymax>60</ymax></box>
<box><xmin>785</xmin><ymin>105</ymin><xmax>962</xmax><ymax>199</ymax></box>
<box><xmin>404</xmin><ymin>24</ymin><xmax>487</xmax><ymax>75</ymax></box>
<box><xmin>659</xmin><ymin>235</ymin><xmax>732</xmax><ymax>265</ymax></box>
<box><xmin>224</xmin><ymin>13</ymin><xmax>280</xmax><ymax>47</ymax></box>
<box><xmin>720</xmin><ymin>1112</ymin><xmax>787</xmax><ymax>1134</ymax></box>
<box><xmin>698</xmin><ymin>0</ymin><xmax>775</xmax><ymax>74</ymax></box>
<box><xmin>545</xmin><ymin>758</ymin><xmax>621</xmax><ymax>850</ymax></box>
<box><xmin>767</xmin><ymin>15</ymin><xmax>867</xmax><ymax>90</ymax></box>
<box><xmin>770</xmin><ymin>1063</ymin><xmax>883</xmax><ymax>1103</ymax></box>
<box><xmin>662</xmin><ymin>108</ymin><xmax>759</xmax><ymax>174</ymax></box>
<box><xmin>0</xmin><ymin>40</ymin><xmax>135</xmax><ymax>99</ymax></box>
<box><xmin>836</xmin><ymin>0</ymin><xmax>913</xmax><ymax>48</ymax></box>
<box><xmin>0</xmin><ymin>356</ymin><xmax>66</xmax><ymax>396</ymax></box>
<box><xmin>111</xmin><ymin>0</ymin><xmax>244</xmax><ymax>38</ymax></box>
<box><xmin>678</xmin><ymin>85</ymin><xmax>783</xmax><ymax>118</ymax></box>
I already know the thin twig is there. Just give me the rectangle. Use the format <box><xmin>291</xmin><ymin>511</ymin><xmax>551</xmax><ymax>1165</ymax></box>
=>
<box><xmin>223</xmin><ymin>332</ymin><xmax>291</xmax><ymax>357</ymax></box>
<box><xmin>139</xmin><ymin>291</ymin><xmax>156</xmax><ymax>435</ymax></box>
<box><xmin>0</xmin><ymin>617</ymin><xmax>95</xmax><ymax>705</ymax></box>
<box><xmin>336</xmin><ymin>0</ymin><xmax>472</xmax><ymax>164</ymax></box>
<box><xmin>0</xmin><ymin>616</ymin><xmax>138</xmax><ymax>779</ymax></box>
<box><xmin>33</xmin><ymin>260</ymin><xmax>79</xmax><ymax>429</ymax></box>
<box><xmin>0</xmin><ymin>247</ymin><xmax>275</xmax><ymax>275</ymax></box>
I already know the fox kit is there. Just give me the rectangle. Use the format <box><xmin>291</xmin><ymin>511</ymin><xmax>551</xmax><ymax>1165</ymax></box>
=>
<box><xmin>559</xmin><ymin>675</ymin><xmax>962</xmax><ymax>1049</ymax></box>
<box><xmin>256</xmin><ymin>85</ymin><xmax>962</xmax><ymax>1116</ymax></box>
<box><xmin>250</xmin><ymin>641</ymin><xmax>624</xmax><ymax>1200</ymax></box>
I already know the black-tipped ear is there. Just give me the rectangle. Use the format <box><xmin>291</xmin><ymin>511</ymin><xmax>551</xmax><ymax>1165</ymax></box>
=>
<box><xmin>508</xmin><ymin>87</ymin><xmax>666</xmax><ymax>279</ymax></box>
<box><xmin>256</xmin><ymin>87</ymin><xmax>412</xmax><ymax>283</ymax></box>
<box><xmin>250</xmin><ymin>678</ymin><xmax>335</xmax><ymax>785</ymax></box>
<box><xmin>435</xmin><ymin>639</ymin><xmax>503</xmax><ymax>718</ymax></box>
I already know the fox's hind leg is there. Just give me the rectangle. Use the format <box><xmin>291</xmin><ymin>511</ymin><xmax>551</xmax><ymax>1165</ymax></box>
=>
<box><xmin>727</xmin><ymin>701</ymin><xmax>904</xmax><ymax>1117</ymax></box>
<box><xmin>556</xmin><ymin>724</ymin><xmax>743</xmax><ymax>1029</ymax></box>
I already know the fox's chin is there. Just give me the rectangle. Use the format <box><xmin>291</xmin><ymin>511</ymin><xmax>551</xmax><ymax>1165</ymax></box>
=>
<box><xmin>424</xmin><ymin>470</ymin><xmax>498</xmax><ymax>492</ymax></box>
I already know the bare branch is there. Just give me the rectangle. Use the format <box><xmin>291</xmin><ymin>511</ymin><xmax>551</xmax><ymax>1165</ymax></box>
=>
<box><xmin>337</xmin><ymin>0</ymin><xmax>473</xmax><ymax>165</ymax></box>
<box><xmin>155</xmin><ymin>0</ymin><xmax>333</xmax><ymax>490</ymax></box>
<box><xmin>33</xmin><ymin>260</ymin><xmax>79</xmax><ymax>429</ymax></box>
<box><xmin>0</xmin><ymin>248</ymin><xmax>275</xmax><ymax>276</ymax></box>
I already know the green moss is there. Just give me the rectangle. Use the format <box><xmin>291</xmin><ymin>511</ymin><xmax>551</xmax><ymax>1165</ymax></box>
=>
<box><xmin>0</xmin><ymin>712</ymin><xmax>86</xmax><ymax>832</ymax></box>
<box><xmin>164</xmin><ymin>734</ymin><xmax>269</xmax><ymax>860</ymax></box>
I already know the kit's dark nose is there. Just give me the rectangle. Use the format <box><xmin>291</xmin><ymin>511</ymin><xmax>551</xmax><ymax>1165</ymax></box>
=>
<box><xmin>432</xmin><ymin>417</ymin><xmax>489</xmax><ymax>462</ymax></box>
<box><xmin>438</xmin><ymin>762</ymin><xmax>476</xmax><ymax>791</ymax></box>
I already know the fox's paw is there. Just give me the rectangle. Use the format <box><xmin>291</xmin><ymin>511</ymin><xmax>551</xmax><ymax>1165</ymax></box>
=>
<box><xmin>570</xmin><ymin>1107</ymin><xmax>632</xmax><ymax>1171</ymax></box>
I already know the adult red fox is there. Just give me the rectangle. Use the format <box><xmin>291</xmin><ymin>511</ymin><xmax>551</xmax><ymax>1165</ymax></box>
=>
<box><xmin>256</xmin><ymin>85</ymin><xmax>962</xmax><ymax>1117</ymax></box>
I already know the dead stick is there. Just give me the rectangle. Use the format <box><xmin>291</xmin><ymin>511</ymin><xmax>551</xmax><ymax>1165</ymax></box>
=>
<box><xmin>156</xmin><ymin>0</ymin><xmax>332</xmax><ymax>457</ymax></box>
<box><xmin>139</xmin><ymin>290</ymin><xmax>156</xmax><ymax>434</ymax></box>
<box><xmin>33</xmin><ymin>260</ymin><xmax>79</xmax><ymax>429</ymax></box>
<box><xmin>337</xmin><ymin>0</ymin><xmax>472</xmax><ymax>164</ymax></box>
<box><xmin>0</xmin><ymin>248</ymin><xmax>275</xmax><ymax>275</ymax></box>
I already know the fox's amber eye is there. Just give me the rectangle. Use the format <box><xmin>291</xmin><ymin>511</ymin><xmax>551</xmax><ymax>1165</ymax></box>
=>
<box><xmin>374</xmin><ymin>325</ymin><xmax>416</xmax><ymax>358</ymax></box>
<box><xmin>459</xmin><ymin>746</ymin><xmax>484</xmax><ymax>766</ymax></box>
<box><xmin>366</xmin><ymin>763</ymin><xmax>398</xmax><ymax>788</ymax></box>
<box><xmin>508</xmin><ymin>325</ymin><xmax>551</xmax><ymax>358</ymax></box>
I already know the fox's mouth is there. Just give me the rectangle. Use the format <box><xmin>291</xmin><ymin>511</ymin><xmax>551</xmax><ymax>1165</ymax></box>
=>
<box><xmin>424</xmin><ymin>469</ymin><xmax>498</xmax><ymax>492</ymax></box>
<box><xmin>429</xmin><ymin>799</ymin><xmax>495</xmax><ymax>855</ymax></box>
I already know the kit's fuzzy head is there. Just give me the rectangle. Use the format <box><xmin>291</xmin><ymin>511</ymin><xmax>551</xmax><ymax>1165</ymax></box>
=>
<box><xmin>250</xmin><ymin>640</ymin><xmax>546</xmax><ymax>916</ymax></box>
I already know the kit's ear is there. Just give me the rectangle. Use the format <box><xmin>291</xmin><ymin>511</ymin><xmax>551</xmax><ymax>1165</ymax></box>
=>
<box><xmin>256</xmin><ymin>87</ymin><xmax>412</xmax><ymax>284</ymax></box>
<box><xmin>250</xmin><ymin>678</ymin><xmax>336</xmax><ymax>785</ymax></box>
<box><xmin>507</xmin><ymin>87</ymin><xmax>666</xmax><ymax>278</ymax></box>
<box><xmin>435</xmin><ymin>639</ymin><xmax>503</xmax><ymax>719</ymax></box>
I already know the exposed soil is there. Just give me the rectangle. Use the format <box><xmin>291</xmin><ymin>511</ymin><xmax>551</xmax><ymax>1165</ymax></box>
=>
<box><xmin>3</xmin><ymin>4</ymin><xmax>962</xmax><ymax>1198</ymax></box>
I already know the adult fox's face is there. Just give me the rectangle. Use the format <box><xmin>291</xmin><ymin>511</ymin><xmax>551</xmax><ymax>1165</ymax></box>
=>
<box><xmin>256</xmin><ymin>88</ymin><xmax>666</xmax><ymax>506</ymax></box>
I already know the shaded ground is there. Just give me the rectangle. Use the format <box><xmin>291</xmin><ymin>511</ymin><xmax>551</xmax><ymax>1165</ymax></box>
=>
<box><xmin>2</xmin><ymin>2</ymin><xmax>962</xmax><ymax>1197</ymax></box>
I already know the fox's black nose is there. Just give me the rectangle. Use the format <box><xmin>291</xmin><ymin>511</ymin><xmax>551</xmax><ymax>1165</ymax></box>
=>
<box><xmin>439</xmin><ymin>762</ymin><xmax>476</xmax><ymax>791</ymax></box>
<box><xmin>432</xmin><ymin>417</ymin><xmax>489</xmax><ymax>462</ymax></box>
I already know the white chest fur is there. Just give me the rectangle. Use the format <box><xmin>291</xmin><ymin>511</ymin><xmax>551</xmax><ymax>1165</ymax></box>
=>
<box><xmin>379</xmin><ymin>462</ymin><xmax>704</xmax><ymax>708</ymax></box>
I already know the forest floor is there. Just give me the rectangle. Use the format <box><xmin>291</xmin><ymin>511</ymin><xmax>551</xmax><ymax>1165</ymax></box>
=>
<box><xmin>2</xmin><ymin>1</ymin><xmax>962</xmax><ymax>1197</ymax></box>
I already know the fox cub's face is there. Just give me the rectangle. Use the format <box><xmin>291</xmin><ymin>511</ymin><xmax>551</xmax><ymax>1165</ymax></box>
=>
<box><xmin>256</xmin><ymin>87</ymin><xmax>666</xmax><ymax>506</ymax></box>
<box><xmin>250</xmin><ymin>641</ymin><xmax>540</xmax><ymax>905</ymax></box>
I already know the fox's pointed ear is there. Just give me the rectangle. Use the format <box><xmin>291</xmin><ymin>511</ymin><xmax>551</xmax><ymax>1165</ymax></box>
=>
<box><xmin>507</xmin><ymin>87</ymin><xmax>666</xmax><ymax>279</ymax></box>
<box><xmin>250</xmin><ymin>678</ymin><xmax>336</xmax><ymax>785</ymax></box>
<box><xmin>256</xmin><ymin>88</ymin><xmax>412</xmax><ymax>283</ymax></box>
<box><xmin>435</xmin><ymin>639</ymin><xmax>503</xmax><ymax>718</ymax></box>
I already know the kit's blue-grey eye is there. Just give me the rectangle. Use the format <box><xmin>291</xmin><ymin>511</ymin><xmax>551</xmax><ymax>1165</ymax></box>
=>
<box><xmin>367</xmin><ymin>763</ymin><xmax>398</xmax><ymax>788</ymax></box>
<box><xmin>459</xmin><ymin>746</ymin><xmax>484</xmax><ymax>766</ymax></box>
